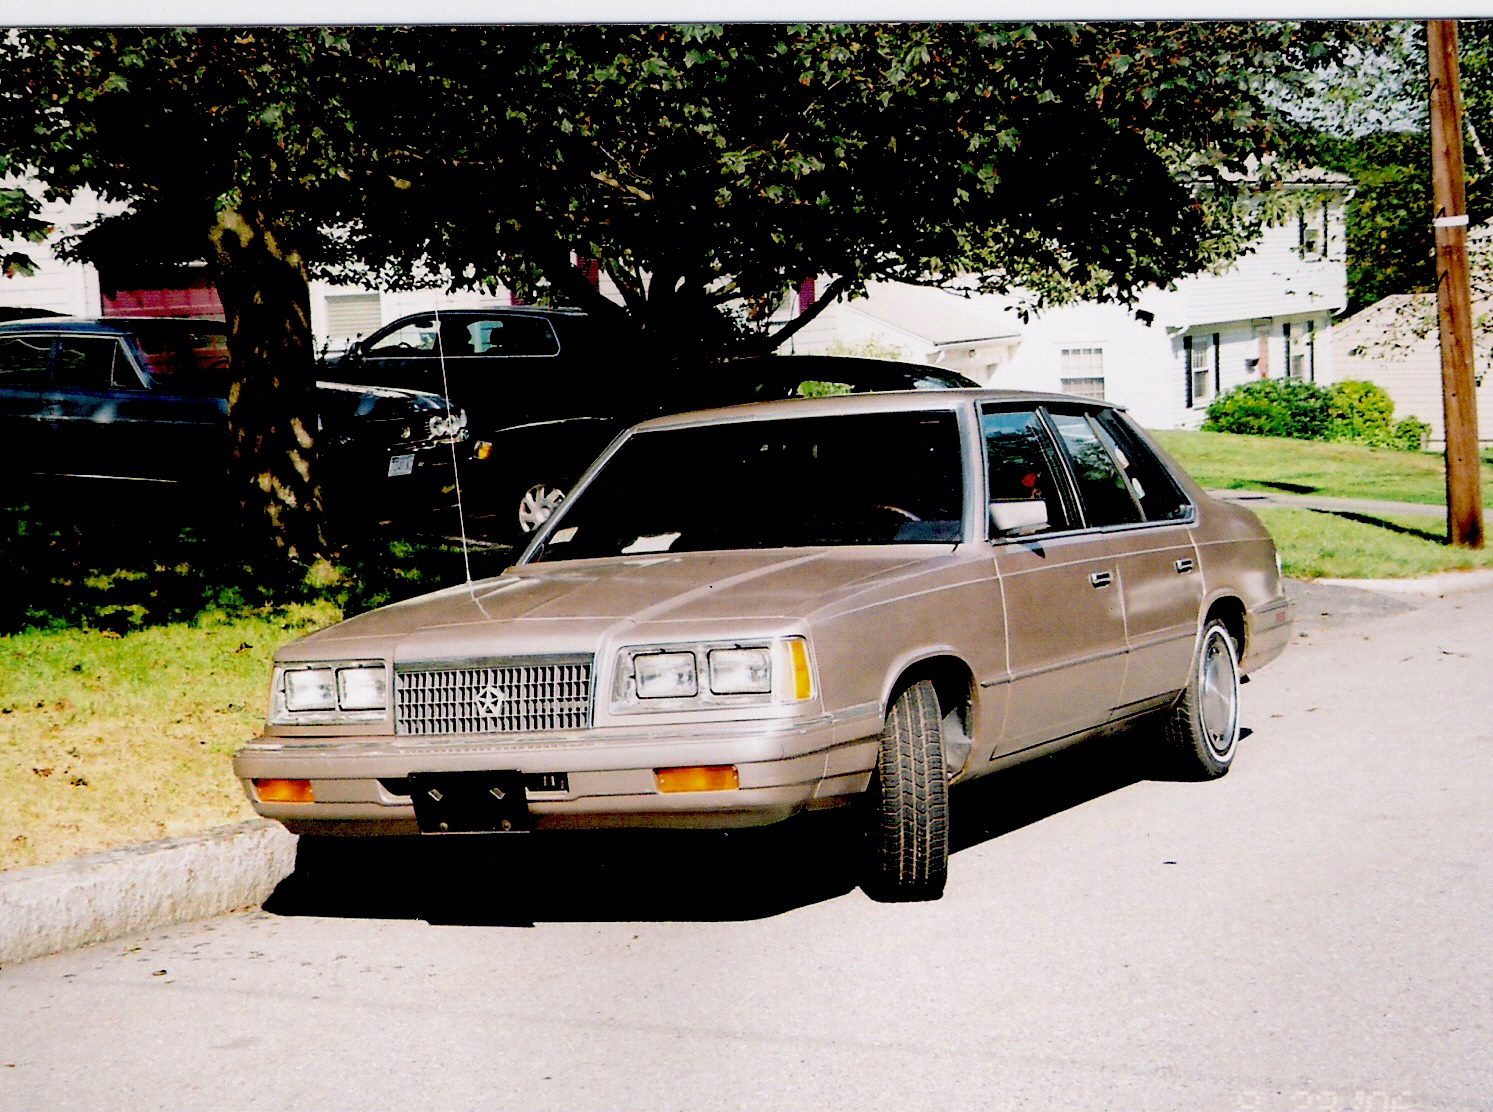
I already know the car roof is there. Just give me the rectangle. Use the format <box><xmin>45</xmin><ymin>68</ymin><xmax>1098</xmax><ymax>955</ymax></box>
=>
<box><xmin>0</xmin><ymin>316</ymin><xmax>225</xmax><ymax>335</ymax></box>
<box><xmin>631</xmin><ymin>387</ymin><xmax>1124</xmax><ymax>432</ymax></box>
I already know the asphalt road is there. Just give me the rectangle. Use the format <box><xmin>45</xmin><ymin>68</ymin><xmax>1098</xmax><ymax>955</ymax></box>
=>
<box><xmin>2</xmin><ymin>583</ymin><xmax>1490</xmax><ymax>1112</ymax></box>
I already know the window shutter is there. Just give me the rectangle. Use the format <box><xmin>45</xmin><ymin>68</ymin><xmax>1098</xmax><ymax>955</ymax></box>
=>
<box><xmin>1213</xmin><ymin>332</ymin><xmax>1221</xmax><ymax>396</ymax></box>
<box><xmin>1183</xmin><ymin>335</ymin><xmax>1194</xmax><ymax>409</ymax></box>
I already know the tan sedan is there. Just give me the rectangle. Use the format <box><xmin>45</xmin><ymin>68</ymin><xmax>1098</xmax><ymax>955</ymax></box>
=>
<box><xmin>235</xmin><ymin>389</ymin><xmax>1290</xmax><ymax>902</ymax></box>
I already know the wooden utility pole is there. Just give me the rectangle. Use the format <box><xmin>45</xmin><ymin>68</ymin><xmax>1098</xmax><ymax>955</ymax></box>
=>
<box><xmin>1429</xmin><ymin>19</ymin><xmax>1484</xmax><ymax>549</ymax></box>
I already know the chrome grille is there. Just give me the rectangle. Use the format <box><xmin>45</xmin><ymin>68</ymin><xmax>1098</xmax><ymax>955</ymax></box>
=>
<box><xmin>394</xmin><ymin>656</ymin><xmax>593</xmax><ymax>736</ymax></box>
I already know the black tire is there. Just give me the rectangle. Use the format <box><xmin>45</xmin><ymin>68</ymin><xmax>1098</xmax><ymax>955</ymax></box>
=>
<box><xmin>1166</xmin><ymin>618</ymin><xmax>1241</xmax><ymax>780</ymax></box>
<box><xmin>862</xmin><ymin>679</ymin><xmax>949</xmax><ymax>902</ymax></box>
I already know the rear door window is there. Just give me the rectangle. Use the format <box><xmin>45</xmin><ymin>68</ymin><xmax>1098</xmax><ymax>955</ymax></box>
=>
<box><xmin>54</xmin><ymin>337</ymin><xmax>141</xmax><ymax>391</ymax></box>
<box><xmin>466</xmin><ymin>316</ymin><xmax>560</xmax><ymax>357</ymax></box>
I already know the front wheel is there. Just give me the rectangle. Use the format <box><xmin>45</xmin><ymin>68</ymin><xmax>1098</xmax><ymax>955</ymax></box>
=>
<box><xmin>516</xmin><ymin>482</ymin><xmax>566</xmax><ymax>536</ymax></box>
<box><xmin>862</xmin><ymin>679</ymin><xmax>949</xmax><ymax>902</ymax></box>
<box><xmin>1166</xmin><ymin>618</ymin><xmax>1241</xmax><ymax>780</ymax></box>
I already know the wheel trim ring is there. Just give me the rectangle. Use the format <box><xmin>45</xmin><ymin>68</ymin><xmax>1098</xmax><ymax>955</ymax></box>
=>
<box><xmin>1198</xmin><ymin>630</ymin><xmax>1239</xmax><ymax>758</ymax></box>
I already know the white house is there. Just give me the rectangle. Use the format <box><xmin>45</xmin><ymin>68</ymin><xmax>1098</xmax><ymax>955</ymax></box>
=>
<box><xmin>1329</xmin><ymin>291</ymin><xmax>1493</xmax><ymax>447</ymax></box>
<box><xmin>790</xmin><ymin>176</ymin><xmax>1351</xmax><ymax>430</ymax></box>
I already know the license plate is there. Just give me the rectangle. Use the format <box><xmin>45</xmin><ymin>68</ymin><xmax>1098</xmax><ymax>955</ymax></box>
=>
<box><xmin>407</xmin><ymin>771</ymin><xmax>531</xmax><ymax>834</ymax></box>
<box><xmin>388</xmin><ymin>453</ymin><xmax>415</xmax><ymax>477</ymax></box>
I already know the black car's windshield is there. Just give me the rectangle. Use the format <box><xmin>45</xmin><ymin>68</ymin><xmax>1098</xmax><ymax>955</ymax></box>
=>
<box><xmin>530</xmin><ymin>409</ymin><xmax>965</xmax><ymax>562</ymax></box>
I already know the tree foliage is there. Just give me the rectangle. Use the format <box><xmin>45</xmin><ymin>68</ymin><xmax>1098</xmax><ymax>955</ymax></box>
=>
<box><xmin>0</xmin><ymin>22</ymin><xmax>1370</xmax><ymax>564</ymax></box>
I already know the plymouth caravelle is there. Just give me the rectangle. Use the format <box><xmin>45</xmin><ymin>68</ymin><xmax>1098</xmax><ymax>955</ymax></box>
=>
<box><xmin>234</xmin><ymin>388</ymin><xmax>1291</xmax><ymax>902</ymax></box>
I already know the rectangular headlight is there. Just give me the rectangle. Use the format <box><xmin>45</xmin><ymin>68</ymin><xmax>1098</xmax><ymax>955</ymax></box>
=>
<box><xmin>634</xmin><ymin>652</ymin><xmax>698</xmax><ymax>699</ymax></box>
<box><xmin>284</xmin><ymin>667</ymin><xmax>337</xmax><ymax>711</ymax></box>
<box><xmin>336</xmin><ymin>666</ymin><xmax>388</xmax><ymax>711</ymax></box>
<box><xmin>271</xmin><ymin>661</ymin><xmax>389</xmax><ymax>725</ymax></box>
<box><xmin>708</xmin><ymin>647</ymin><xmax>772</xmax><ymax>694</ymax></box>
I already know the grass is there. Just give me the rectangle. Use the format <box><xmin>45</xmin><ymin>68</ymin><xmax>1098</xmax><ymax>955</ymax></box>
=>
<box><xmin>1257</xmin><ymin>508</ymin><xmax>1493</xmax><ymax>579</ymax></box>
<box><xmin>0</xmin><ymin>604</ymin><xmax>339</xmax><ymax>871</ymax></box>
<box><xmin>1151</xmin><ymin>429</ymin><xmax>1493</xmax><ymax>507</ymax></box>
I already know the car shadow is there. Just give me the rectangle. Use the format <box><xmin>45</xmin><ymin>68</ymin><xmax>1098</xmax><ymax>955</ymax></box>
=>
<box><xmin>262</xmin><ymin>721</ymin><xmax>1249</xmax><ymax>927</ymax></box>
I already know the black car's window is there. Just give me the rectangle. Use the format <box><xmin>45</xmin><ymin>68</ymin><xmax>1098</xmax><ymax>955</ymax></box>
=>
<box><xmin>365</xmin><ymin>316</ymin><xmax>440</xmax><ymax>358</ymax></box>
<box><xmin>54</xmin><ymin>337</ymin><xmax>140</xmax><ymax>391</ymax></box>
<box><xmin>0</xmin><ymin>334</ymin><xmax>52</xmax><ymax>384</ymax></box>
<box><xmin>532</xmin><ymin>409</ymin><xmax>965</xmax><ymax>561</ymax></box>
<box><xmin>981</xmin><ymin>407</ymin><xmax>1073</xmax><ymax>538</ymax></box>
<box><xmin>465</xmin><ymin>317</ymin><xmax>560</xmax><ymax>357</ymax></box>
<box><xmin>1092</xmin><ymin>409</ymin><xmax>1192</xmax><ymax>521</ymax></box>
<box><xmin>1047</xmin><ymin>411</ymin><xmax>1143</xmax><ymax>528</ymax></box>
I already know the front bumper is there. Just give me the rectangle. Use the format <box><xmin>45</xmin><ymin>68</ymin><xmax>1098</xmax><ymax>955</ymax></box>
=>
<box><xmin>233</xmin><ymin>710</ymin><xmax>882</xmax><ymax>835</ymax></box>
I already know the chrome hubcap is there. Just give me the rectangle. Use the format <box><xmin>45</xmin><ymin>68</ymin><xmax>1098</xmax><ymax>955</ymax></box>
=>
<box><xmin>517</xmin><ymin>484</ymin><xmax>565</xmax><ymax>533</ymax></box>
<box><xmin>1198</xmin><ymin>629</ymin><xmax>1239</xmax><ymax>758</ymax></box>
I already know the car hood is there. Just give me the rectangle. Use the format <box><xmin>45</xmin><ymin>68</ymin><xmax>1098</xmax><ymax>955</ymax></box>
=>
<box><xmin>281</xmin><ymin>547</ymin><xmax>947</xmax><ymax>663</ymax></box>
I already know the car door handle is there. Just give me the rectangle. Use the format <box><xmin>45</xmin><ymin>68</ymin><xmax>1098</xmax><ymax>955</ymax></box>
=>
<box><xmin>1089</xmin><ymin>570</ymin><xmax>1114</xmax><ymax>588</ymax></box>
<box><xmin>1174</xmin><ymin>558</ymin><xmax>1195</xmax><ymax>574</ymax></box>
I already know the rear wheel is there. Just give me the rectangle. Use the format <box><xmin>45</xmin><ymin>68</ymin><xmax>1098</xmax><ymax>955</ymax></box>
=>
<box><xmin>1166</xmin><ymin>618</ymin><xmax>1241</xmax><ymax>779</ymax></box>
<box><xmin>862</xmin><ymin>679</ymin><xmax>949</xmax><ymax>902</ymax></box>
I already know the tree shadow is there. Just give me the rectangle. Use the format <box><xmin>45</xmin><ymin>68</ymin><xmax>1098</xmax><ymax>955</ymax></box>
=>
<box><xmin>1255</xmin><ymin>480</ymin><xmax>1318</xmax><ymax>494</ymax></box>
<box><xmin>1310</xmin><ymin>507</ymin><xmax>1444</xmax><ymax>543</ymax></box>
<box><xmin>263</xmin><ymin>716</ymin><xmax>1240</xmax><ymax>926</ymax></box>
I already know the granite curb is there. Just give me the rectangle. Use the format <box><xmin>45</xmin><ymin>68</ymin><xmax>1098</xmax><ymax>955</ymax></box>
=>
<box><xmin>0</xmin><ymin>820</ymin><xmax>297</xmax><ymax>966</ymax></box>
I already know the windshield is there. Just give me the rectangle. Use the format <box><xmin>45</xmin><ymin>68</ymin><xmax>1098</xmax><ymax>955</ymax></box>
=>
<box><xmin>530</xmin><ymin>409</ymin><xmax>966</xmax><ymax>562</ymax></box>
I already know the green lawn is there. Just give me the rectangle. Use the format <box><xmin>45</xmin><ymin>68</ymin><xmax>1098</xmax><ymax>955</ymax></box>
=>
<box><xmin>1151</xmin><ymin>429</ymin><xmax>1493</xmax><ymax>507</ymax></box>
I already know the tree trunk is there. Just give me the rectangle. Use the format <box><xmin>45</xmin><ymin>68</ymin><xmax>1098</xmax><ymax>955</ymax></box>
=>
<box><xmin>206</xmin><ymin>203</ymin><xmax>328</xmax><ymax>570</ymax></box>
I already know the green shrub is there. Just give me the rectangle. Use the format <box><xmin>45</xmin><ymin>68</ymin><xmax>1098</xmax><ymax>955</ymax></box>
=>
<box><xmin>1392</xmin><ymin>415</ymin><xmax>1432</xmax><ymax>451</ymax></box>
<box><xmin>1326</xmin><ymin>380</ymin><xmax>1397</xmax><ymax>446</ymax></box>
<box><xmin>1204</xmin><ymin>378</ymin><xmax>1332</xmax><ymax>440</ymax></box>
<box><xmin>1206</xmin><ymin>376</ymin><xmax>1427</xmax><ymax>452</ymax></box>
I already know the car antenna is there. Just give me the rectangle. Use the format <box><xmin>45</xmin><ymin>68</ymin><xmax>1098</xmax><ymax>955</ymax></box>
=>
<box><xmin>433</xmin><ymin>308</ymin><xmax>474</xmax><ymax>585</ymax></box>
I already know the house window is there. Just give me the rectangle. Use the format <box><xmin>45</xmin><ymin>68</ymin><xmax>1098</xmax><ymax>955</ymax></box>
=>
<box><xmin>1190</xmin><ymin>336</ymin><xmax>1213</xmax><ymax>404</ymax></box>
<box><xmin>1060</xmin><ymin>347</ymin><xmax>1104</xmax><ymax>400</ymax></box>
<box><xmin>1298</xmin><ymin>202</ymin><xmax>1329</xmax><ymax>259</ymax></box>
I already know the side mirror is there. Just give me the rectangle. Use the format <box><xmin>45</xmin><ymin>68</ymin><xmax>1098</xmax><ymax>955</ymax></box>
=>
<box><xmin>990</xmin><ymin>500</ymin><xmax>1049</xmax><ymax>536</ymax></box>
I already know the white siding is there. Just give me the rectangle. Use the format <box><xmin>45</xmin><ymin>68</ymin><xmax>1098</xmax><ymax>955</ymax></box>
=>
<box><xmin>1330</xmin><ymin>294</ymin><xmax>1493</xmax><ymax>448</ymax></box>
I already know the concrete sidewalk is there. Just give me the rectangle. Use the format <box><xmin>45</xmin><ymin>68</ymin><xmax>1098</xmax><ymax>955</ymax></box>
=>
<box><xmin>1209</xmin><ymin>487</ymin><xmax>1448</xmax><ymax>518</ymax></box>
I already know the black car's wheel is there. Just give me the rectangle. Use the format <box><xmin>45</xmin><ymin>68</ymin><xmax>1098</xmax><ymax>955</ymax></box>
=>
<box><xmin>1166</xmin><ymin>618</ymin><xmax>1241</xmax><ymax>780</ymax></box>
<box><xmin>862</xmin><ymin>679</ymin><xmax>949</xmax><ymax>903</ymax></box>
<box><xmin>516</xmin><ymin>482</ymin><xmax>566</xmax><ymax>536</ymax></box>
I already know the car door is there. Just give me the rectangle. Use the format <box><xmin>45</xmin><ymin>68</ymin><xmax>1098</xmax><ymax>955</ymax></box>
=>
<box><xmin>346</xmin><ymin>312</ymin><xmax>562</xmax><ymax>430</ymax></box>
<box><xmin>0</xmin><ymin>331</ymin><xmax>58</xmax><ymax>475</ymax></box>
<box><xmin>1045</xmin><ymin>406</ymin><xmax>1203</xmax><ymax>717</ymax></box>
<box><xmin>48</xmin><ymin>333</ymin><xmax>156</xmax><ymax>479</ymax></box>
<box><xmin>984</xmin><ymin>404</ymin><xmax>1128</xmax><ymax>753</ymax></box>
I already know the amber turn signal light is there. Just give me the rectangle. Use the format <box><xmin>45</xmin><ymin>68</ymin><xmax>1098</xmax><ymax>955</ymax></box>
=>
<box><xmin>654</xmin><ymin>765</ymin><xmax>739</xmax><ymax>793</ymax></box>
<box><xmin>254</xmin><ymin>778</ymin><xmax>314</xmax><ymax>803</ymax></box>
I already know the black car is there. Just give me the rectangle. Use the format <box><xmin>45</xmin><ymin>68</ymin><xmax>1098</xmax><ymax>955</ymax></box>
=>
<box><xmin>0</xmin><ymin>317</ymin><xmax>469</xmax><ymax>516</ymax></box>
<box><xmin>333</xmin><ymin>305</ymin><xmax>978</xmax><ymax>538</ymax></box>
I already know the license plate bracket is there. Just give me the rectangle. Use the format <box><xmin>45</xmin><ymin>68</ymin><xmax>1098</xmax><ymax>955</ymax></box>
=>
<box><xmin>407</xmin><ymin>771</ymin><xmax>531</xmax><ymax>834</ymax></box>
